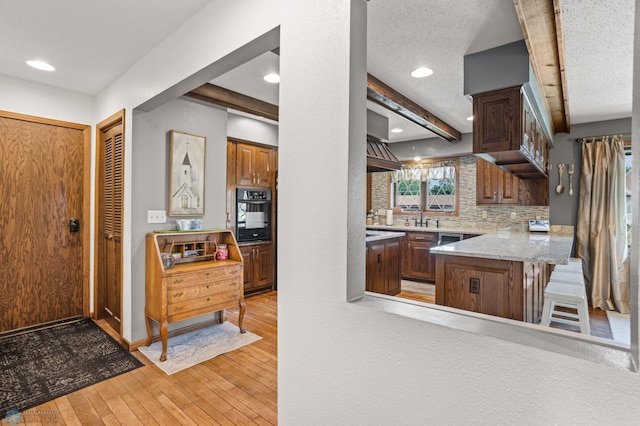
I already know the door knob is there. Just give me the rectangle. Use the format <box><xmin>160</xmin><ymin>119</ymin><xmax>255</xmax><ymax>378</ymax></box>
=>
<box><xmin>69</xmin><ymin>218</ymin><xmax>80</xmax><ymax>233</ymax></box>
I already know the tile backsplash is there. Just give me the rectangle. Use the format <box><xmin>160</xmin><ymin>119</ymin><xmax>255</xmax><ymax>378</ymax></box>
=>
<box><xmin>370</xmin><ymin>154</ymin><xmax>549</xmax><ymax>232</ymax></box>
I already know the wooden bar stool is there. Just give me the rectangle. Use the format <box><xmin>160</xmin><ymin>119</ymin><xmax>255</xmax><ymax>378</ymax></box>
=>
<box><xmin>541</xmin><ymin>280</ymin><xmax>591</xmax><ymax>335</ymax></box>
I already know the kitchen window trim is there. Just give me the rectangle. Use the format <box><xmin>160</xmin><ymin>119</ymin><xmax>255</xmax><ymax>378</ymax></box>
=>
<box><xmin>389</xmin><ymin>157</ymin><xmax>460</xmax><ymax>217</ymax></box>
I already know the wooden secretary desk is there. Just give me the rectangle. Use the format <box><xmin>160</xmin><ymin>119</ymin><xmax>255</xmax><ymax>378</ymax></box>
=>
<box><xmin>145</xmin><ymin>229</ymin><xmax>245</xmax><ymax>361</ymax></box>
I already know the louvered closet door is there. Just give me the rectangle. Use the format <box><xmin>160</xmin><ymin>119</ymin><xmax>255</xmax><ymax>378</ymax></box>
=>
<box><xmin>99</xmin><ymin>124</ymin><xmax>123</xmax><ymax>332</ymax></box>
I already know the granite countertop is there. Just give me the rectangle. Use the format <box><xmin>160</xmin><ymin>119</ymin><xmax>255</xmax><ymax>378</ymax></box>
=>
<box><xmin>429</xmin><ymin>231</ymin><xmax>574</xmax><ymax>264</ymax></box>
<box><xmin>365</xmin><ymin>230</ymin><xmax>406</xmax><ymax>243</ymax></box>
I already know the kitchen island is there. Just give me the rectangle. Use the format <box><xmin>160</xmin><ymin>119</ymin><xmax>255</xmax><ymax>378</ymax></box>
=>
<box><xmin>430</xmin><ymin>232</ymin><xmax>574</xmax><ymax>324</ymax></box>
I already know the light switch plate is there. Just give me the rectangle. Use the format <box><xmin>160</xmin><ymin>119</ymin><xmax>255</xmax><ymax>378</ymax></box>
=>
<box><xmin>482</xmin><ymin>211</ymin><xmax>487</xmax><ymax>219</ymax></box>
<box><xmin>148</xmin><ymin>210</ymin><xmax>167</xmax><ymax>223</ymax></box>
<box><xmin>511</xmin><ymin>211</ymin><xmax>517</xmax><ymax>219</ymax></box>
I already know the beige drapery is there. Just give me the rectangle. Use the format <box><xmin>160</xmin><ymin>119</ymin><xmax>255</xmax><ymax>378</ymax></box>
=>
<box><xmin>576</xmin><ymin>135</ymin><xmax>630</xmax><ymax>313</ymax></box>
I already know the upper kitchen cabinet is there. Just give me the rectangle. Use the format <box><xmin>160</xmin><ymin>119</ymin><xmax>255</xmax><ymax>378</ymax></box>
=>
<box><xmin>476</xmin><ymin>158</ymin><xmax>519</xmax><ymax>205</ymax></box>
<box><xmin>476</xmin><ymin>157</ymin><xmax>548</xmax><ymax>206</ymax></box>
<box><xmin>236</xmin><ymin>142</ymin><xmax>275</xmax><ymax>188</ymax></box>
<box><xmin>473</xmin><ymin>85</ymin><xmax>550</xmax><ymax>179</ymax></box>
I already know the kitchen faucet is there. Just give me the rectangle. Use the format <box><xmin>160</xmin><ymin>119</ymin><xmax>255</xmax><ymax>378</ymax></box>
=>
<box><xmin>414</xmin><ymin>212</ymin><xmax>428</xmax><ymax>227</ymax></box>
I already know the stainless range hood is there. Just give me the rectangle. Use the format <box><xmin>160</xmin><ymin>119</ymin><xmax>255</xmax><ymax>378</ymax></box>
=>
<box><xmin>367</xmin><ymin>135</ymin><xmax>402</xmax><ymax>172</ymax></box>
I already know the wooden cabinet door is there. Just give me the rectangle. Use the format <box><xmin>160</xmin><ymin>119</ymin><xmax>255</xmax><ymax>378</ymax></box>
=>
<box><xmin>235</xmin><ymin>143</ymin><xmax>274</xmax><ymax>188</ymax></box>
<box><xmin>236</xmin><ymin>144</ymin><xmax>255</xmax><ymax>186</ymax></box>
<box><xmin>367</xmin><ymin>242</ymin><xmax>387</xmax><ymax>294</ymax></box>
<box><xmin>255</xmin><ymin>243</ymin><xmax>274</xmax><ymax>287</ymax></box>
<box><xmin>239</xmin><ymin>245</ymin><xmax>255</xmax><ymax>291</ymax></box>
<box><xmin>254</xmin><ymin>146</ymin><xmax>273</xmax><ymax>188</ymax></box>
<box><xmin>443</xmin><ymin>264</ymin><xmax>512</xmax><ymax>319</ymax></box>
<box><xmin>472</xmin><ymin>86</ymin><xmax>520</xmax><ymax>154</ymax></box>
<box><xmin>405</xmin><ymin>241</ymin><xmax>435</xmax><ymax>281</ymax></box>
<box><xmin>385</xmin><ymin>240</ymin><xmax>401</xmax><ymax>295</ymax></box>
<box><xmin>498</xmin><ymin>168</ymin><xmax>520</xmax><ymax>204</ymax></box>
<box><xmin>476</xmin><ymin>157</ymin><xmax>520</xmax><ymax>205</ymax></box>
<box><xmin>476</xmin><ymin>157</ymin><xmax>499</xmax><ymax>205</ymax></box>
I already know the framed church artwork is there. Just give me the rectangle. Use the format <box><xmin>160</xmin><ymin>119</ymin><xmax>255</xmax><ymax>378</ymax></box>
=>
<box><xmin>168</xmin><ymin>130</ymin><xmax>206</xmax><ymax>216</ymax></box>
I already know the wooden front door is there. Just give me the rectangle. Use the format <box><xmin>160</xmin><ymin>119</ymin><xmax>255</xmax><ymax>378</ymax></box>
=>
<box><xmin>0</xmin><ymin>112</ymin><xmax>89</xmax><ymax>332</ymax></box>
<box><xmin>95</xmin><ymin>112</ymin><xmax>124</xmax><ymax>335</ymax></box>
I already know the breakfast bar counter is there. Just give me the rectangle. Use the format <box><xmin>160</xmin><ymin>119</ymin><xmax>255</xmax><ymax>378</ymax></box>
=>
<box><xmin>430</xmin><ymin>232</ymin><xmax>574</xmax><ymax>324</ymax></box>
<box><xmin>429</xmin><ymin>232</ymin><xmax>574</xmax><ymax>264</ymax></box>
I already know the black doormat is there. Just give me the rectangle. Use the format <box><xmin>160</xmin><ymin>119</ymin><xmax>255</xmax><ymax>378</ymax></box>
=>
<box><xmin>0</xmin><ymin>318</ymin><xmax>143</xmax><ymax>418</ymax></box>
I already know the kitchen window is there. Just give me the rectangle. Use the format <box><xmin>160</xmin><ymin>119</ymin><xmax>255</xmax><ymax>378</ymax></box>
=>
<box><xmin>391</xmin><ymin>158</ymin><xmax>459</xmax><ymax>215</ymax></box>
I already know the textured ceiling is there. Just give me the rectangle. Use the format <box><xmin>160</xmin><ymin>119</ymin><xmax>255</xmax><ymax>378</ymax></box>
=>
<box><xmin>561</xmin><ymin>0</ymin><xmax>635</xmax><ymax>125</ymax></box>
<box><xmin>0</xmin><ymin>0</ymin><xmax>634</xmax><ymax>141</ymax></box>
<box><xmin>0</xmin><ymin>0</ymin><xmax>212</xmax><ymax>95</ymax></box>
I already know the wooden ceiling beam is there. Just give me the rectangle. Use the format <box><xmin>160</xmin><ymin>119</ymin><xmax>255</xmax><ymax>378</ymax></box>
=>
<box><xmin>367</xmin><ymin>74</ymin><xmax>462</xmax><ymax>142</ymax></box>
<box><xmin>513</xmin><ymin>0</ymin><xmax>570</xmax><ymax>133</ymax></box>
<box><xmin>185</xmin><ymin>83</ymin><xmax>279</xmax><ymax>122</ymax></box>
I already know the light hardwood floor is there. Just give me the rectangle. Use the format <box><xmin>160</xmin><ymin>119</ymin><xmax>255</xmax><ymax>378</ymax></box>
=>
<box><xmin>1</xmin><ymin>292</ymin><xmax>277</xmax><ymax>426</ymax></box>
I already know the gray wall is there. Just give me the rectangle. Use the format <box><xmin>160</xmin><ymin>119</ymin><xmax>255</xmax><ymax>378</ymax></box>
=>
<box><xmin>228</xmin><ymin>112</ymin><xmax>279</xmax><ymax>146</ymax></box>
<box><xmin>549</xmin><ymin>117</ymin><xmax>631</xmax><ymax>226</ymax></box>
<box><xmin>131</xmin><ymin>97</ymin><xmax>229</xmax><ymax>340</ymax></box>
<box><xmin>366</xmin><ymin>108</ymin><xmax>389</xmax><ymax>140</ymax></box>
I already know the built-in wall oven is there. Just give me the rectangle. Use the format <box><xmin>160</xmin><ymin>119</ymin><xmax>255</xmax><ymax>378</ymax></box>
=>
<box><xmin>236</xmin><ymin>187</ymin><xmax>272</xmax><ymax>242</ymax></box>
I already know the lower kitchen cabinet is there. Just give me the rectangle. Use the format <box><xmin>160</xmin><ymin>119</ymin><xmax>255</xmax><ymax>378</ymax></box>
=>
<box><xmin>435</xmin><ymin>254</ymin><xmax>547</xmax><ymax>323</ymax></box>
<box><xmin>402</xmin><ymin>232</ymin><xmax>438</xmax><ymax>282</ymax></box>
<box><xmin>366</xmin><ymin>237</ymin><xmax>401</xmax><ymax>296</ymax></box>
<box><xmin>239</xmin><ymin>241</ymin><xmax>274</xmax><ymax>295</ymax></box>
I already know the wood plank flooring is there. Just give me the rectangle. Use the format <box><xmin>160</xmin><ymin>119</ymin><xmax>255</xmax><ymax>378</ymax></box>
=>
<box><xmin>0</xmin><ymin>292</ymin><xmax>277</xmax><ymax>426</ymax></box>
<box><xmin>396</xmin><ymin>289</ymin><xmax>614</xmax><ymax>340</ymax></box>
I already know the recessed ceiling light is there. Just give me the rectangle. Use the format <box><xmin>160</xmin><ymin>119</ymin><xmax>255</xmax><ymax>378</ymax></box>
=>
<box><xmin>26</xmin><ymin>60</ymin><xmax>55</xmax><ymax>71</ymax></box>
<box><xmin>467</xmin><ymin>115</ymin><xmax>474</xmax><ymax>121</ymax></box>
<box><xmin>414</xmin><ymin>156</ymin><xmax>421</xmax><ymax>161</ymax></box>
<box><xmin>263</xmin><ymin>73</ymin><xmax>280</xmax><ymax>83</ymax></box>
<box><xmin>391</xmin><ymin>128</ymin><xmax>403</xmax><ymax>133</ymax></box>
<box><xmin>410</xmin><ymin>67</ymin><xmax>433</xmax><ymax>78</ymax></box>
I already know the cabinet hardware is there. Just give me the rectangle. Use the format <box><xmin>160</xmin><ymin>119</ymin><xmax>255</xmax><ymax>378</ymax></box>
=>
<box><xmin>173</xmin><ymin>292</ymin><xmax>183</xmax><ymax>297</ymax></box>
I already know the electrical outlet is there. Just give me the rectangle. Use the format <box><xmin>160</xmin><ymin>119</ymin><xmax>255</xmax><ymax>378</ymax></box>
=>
<box><xmin>511</xmin><ymin>211</ymin><xmax>517</xmax><ymax>219</ymax></box>
<box><xmin>147</xmin><ymin>210</ymin><xmax>167</xmax><ymax>224</ymax></box>
<box><xmin>482</xmin><ymin>210</ymin><xmax>487</xmax><ymax>219</ymax></box>
<box><xmin>469</xmin><ymin>278</ymin><xmax>480</xmax><ymax>294</ymax></box>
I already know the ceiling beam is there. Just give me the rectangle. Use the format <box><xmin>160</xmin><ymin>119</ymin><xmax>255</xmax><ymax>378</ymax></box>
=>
<box><xmin>185</xmin><ymin>83</ymin><xmax>279</xmax><ymax>122</ymax></box>
<box><xmin>513</xmin><ymin>0</ymin><xmax>570</xmax><ymax>134</ymax></box>
<box><xmin>366</xmin><ymin>74</ymin><xmax>462</xmax><ymax>142</ymax></box>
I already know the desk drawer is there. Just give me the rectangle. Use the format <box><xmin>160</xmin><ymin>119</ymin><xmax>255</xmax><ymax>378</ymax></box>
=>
<box><xmin>168</xmin><ymin>290</ymin><xmax>241</xmax><ymax>316</ymax></box>
<box><xmin>167</xmin><ymin>266</ymin><xmax>241</xmax><ymax>289</ymax></box>
<box><xmin>168</xmin><ymin>278</ymin><xmax>240</xmax><ymax>303</ymax></box>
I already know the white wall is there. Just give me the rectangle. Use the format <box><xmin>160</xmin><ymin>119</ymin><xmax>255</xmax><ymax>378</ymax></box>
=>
<box><xmin>2</xmin><ymin>0</ymin><xmax>640</xmax><ymax>423</ymax></box>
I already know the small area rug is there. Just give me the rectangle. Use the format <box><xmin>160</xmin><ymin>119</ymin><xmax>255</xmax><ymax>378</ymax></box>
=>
<box><xmin>137</xmin><ymin>322</ymin><xmax>261</xmax><ymax>375</ymax></box>
<box><xmin>0</xmin><ymin>318</ymin><xmax>143</xmax><ymax>418</ymax></box>
<box><xmin>606</xmin><ymin>310</ymin><xmax>630</xmax><ymax>345</ymax></box>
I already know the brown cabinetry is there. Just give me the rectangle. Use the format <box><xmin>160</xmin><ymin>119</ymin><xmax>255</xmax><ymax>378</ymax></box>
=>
<box><xmin>402</xmin><ymin>232</ymin><xmax>437</xmax><ymax>282</ymax></box>
<box><xmin>473</xmin><ymin>85</ymin><xmax>549</xmax><ymax>179</ymax></box>
<box><xmin>476</xmin><ymin>157</ymin><xmax>548</xmax><ymax>206</ymax></box>
<box><xmin>239</xmin><ymin>241</ymin><xmax>274</xmax><ymax>295</ymax></box>
<box><xmin>476</xmin><ymin>157</ymin><xmax>520</xmax><ymax>205</ymax></box>
<box><xmin>236</xmin><ymin>142</ymin><xmax>274</xmax><ymax>188</ymax></box>
<box><xmin>435</xmin><ymin>254</ymin><xmax>547</xmax><ymax>323</ymax></box>
<box><xmin>366</xmin><ymin>237</ymin><xmax>401</xmax><ymax>295</ymax></box>
<box><xmin>145</xmin><ymin>230</ymin><xmax>245</xmax><ymax>361</ymax></box>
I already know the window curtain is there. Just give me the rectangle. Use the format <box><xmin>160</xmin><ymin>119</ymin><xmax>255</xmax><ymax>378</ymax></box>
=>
<box><xmin>576</xmin><ymin>135</ymin><xmax>630</xmax><ymax>313</ymax></box>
